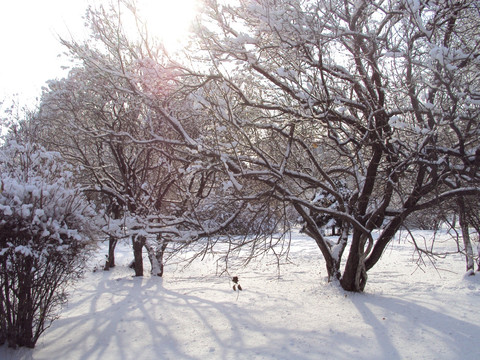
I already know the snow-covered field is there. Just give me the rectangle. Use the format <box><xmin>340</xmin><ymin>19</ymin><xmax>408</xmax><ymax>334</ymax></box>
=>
<box><xmin>2</xmin><ymin>229</ymin><xmax>480</xmax><ymax>360</ymax></box>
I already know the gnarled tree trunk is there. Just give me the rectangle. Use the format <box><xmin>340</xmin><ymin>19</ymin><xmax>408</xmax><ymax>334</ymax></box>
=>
<box><xmin>132</xmin><ymin>235</ymin><xmax>146</xmax><ymax>277</ymax></box>
<box><xmin>145</xmin><ymin>237</ymin><xmax>168</xmax><ymax>277</ymax></box>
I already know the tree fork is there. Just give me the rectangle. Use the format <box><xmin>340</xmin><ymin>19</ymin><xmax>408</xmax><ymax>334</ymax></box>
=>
<box><xmin>341</xmin><ymin>231</ymin><xmax>368</xmax><ymax>292</ymax></box>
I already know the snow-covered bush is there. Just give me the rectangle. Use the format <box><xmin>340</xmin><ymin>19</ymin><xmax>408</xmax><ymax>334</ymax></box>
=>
<box><xmin>0</xmin><ymin>141</ymin><xmax>99</xmax><ymax>348</ymax></box>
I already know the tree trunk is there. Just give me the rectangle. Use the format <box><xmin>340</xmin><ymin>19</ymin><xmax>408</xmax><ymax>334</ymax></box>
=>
<box><xmin>0</xmin><ymin>295</ymin><xmax>6</xmax><ymax>346</ymax></box>
<box><xmin>457</xmin><ymin>197</ymin><xmax>475</xmax><ymax>275</ymax></box>
<box><xmin>340</xmin><ymin>231</ymin><xmax>368</xmax><ymax>292</ymax></box>
<box><xmin>132</xmin><ymin>235</ymin><xmax>145</xmax><ymax>277</ymax></box>
<box><xmin>17</xmin><ymin>315</ymin><xmax>34</xmax><ymax>348</ymax></box>
<box><xmin>304</xmin><ymin>224</ymin><xmax>342</xmax><ymax>283</ymax></box>
<box><xmin>103</xmin><ymin>236</ymin><xmax>118</xmax><ymax>270</ymax></box>
<box><xmin>108</xmin><ymin>236</ymin><xmax>117</xmax><ymax>268</ymax></box>
<box><xmin>145</xmin><ymin>237</ymin><xmax>168</xmax><ymax>277</ymax></box>
<box><xmin>14</xmin><ymin>256</ymin><xmax>35</xmax><ymax>348</ymax></box>
<box><xmin>477</xmin><ymin>243</ymin><xmax>480</xmax><ymax>272</ymax></box>
<box><xmin>104</xmin><ymin>236</ymin><xmax>118</xmax><ymax>270</ymax></box>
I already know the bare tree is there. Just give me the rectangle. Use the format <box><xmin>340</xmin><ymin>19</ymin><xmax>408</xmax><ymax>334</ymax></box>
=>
<box><xmin>30</xmin><ymin>0</ymin><xmax>480</xmax><ymax>292</ymax></box>
<box><xmin>34</xmin><ymin>1</ymin><xmax>246</xmax><ymax>276</ymax></box>
<box><xmin>181</xmin><ymin>0</ymin><xmax>480</xmax><ymax>291</ymax></box>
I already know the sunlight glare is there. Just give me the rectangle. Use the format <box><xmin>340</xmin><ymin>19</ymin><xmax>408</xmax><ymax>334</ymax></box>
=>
<box><xmin>136</xmin><ymin>0</ymin><xmax>198</xmax><ymax>52</ymax></box>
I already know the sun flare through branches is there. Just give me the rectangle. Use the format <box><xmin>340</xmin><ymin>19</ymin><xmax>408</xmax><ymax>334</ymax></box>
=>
<box><xmin>135</xmin><ymin>0</ymin><xmax>198</xmax><ymax>52</ymax></box>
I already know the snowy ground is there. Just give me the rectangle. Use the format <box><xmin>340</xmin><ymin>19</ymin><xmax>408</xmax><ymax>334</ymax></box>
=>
<box><xmin>2</xmin><ymin>229</ymin><xmax>480</xmax><ymax>360</ymax></box>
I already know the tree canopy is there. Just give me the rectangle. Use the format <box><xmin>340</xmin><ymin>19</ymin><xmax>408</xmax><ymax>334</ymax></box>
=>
<box><xmin>14</xmin><ymin>0</ymin><xmax>480</xmax><ymax>292</ymax></box>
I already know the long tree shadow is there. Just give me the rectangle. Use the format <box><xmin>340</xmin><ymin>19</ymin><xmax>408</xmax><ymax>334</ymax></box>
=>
<box><xmin>5</xmin><ymin>265</ymin><xmax>478</xmax><ymax>360</ymax></box>
<box><xmin>0</xmin><ymin>268</ymin><xmax>382</xmax><ymax>360</ymax></box>
<box><xmin>352</xmin><ymin>293</ymin><xmax>480</xmax><ymax>360</ymax></box>
<box><xmin>35</xmin><ymin>272</ymin><xmax>195</xmax><ymax>360</ymax></box>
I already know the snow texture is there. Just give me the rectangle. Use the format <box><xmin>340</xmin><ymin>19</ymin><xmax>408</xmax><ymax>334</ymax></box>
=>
<box><xmin>1</xmin><ymin>229</ymin><xmax>479</xmax><ymax>360</ymax></box>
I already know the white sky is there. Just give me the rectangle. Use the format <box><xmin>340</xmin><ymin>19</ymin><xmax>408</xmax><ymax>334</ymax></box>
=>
<box><xmin>0</xmin><ymin>0</ymin><xmax>91</xmax><ymax>103</ymax></box>
<box><xmin>0</xmin><ymin>0</ymin><xmax>197</xmax><ymax>106</ymax></box>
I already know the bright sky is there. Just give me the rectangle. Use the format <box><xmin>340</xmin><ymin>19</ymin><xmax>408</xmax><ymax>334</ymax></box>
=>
<box><xmin>0</xmin><ymin>0</ymin><xmax>90</xmax><ymax>103</ymax></box>
<box><xmin>0</xmin><ymin>0</ymin><xmax>198</xmax><ymax>106</ymax></box>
